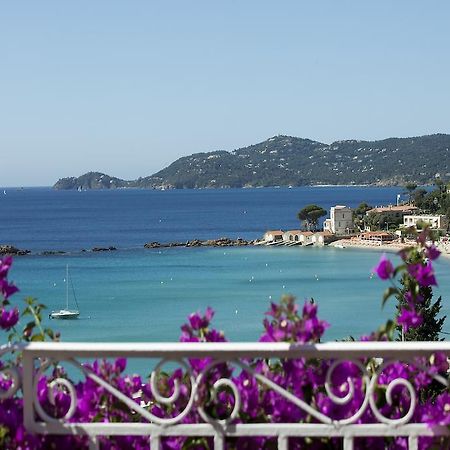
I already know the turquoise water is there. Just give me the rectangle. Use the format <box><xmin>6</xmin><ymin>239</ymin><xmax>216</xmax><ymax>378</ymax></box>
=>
<box><xmin>2</xmin><ymin>186</ymin><xmax>448</xmax><ymax>349</ymax></box>
<box><xmin>10</xmin><ymin>246</ymin><xmax>450</xmax><ymax>343</ymax></box>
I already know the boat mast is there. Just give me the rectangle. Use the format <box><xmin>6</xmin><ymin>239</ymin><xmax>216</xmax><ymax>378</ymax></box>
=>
<box><xmin>66</xmin><ymin>264</ymin><xmax>69</xmax><ymax>310</ymax></box>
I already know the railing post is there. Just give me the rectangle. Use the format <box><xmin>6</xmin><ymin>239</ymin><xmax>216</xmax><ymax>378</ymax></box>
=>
<box><xmin>22</xmin><ymin>350</ymin><xmax>34</xmax><ymax>432</ymax></box>
<box><xmin>408</xmin><ymin>436</ymin><xmax>418</xmax><ymax>450</ymax></box>
<box><xmin>278</xmin><ymin>435</ymin><xmax>288</xmax><ymax>450</ymax></box>
<box><xmin>88</xmin><ymin>436</ymin><xmax>99</xmax><ymax>450</ymax></box>
<box><xmin>214</xmin><ymin>433</ymin><xmax>224</xmax><ymax>450</ymax></box>
<box><xmin>150</xmin><ymin>434</ymin><xmax>161</xmax><ymax>450</ymax></box>
<box><xmin>343</xmin><ymin>436</ymin><xmax>354</xmax><ymax>450</ymax></box>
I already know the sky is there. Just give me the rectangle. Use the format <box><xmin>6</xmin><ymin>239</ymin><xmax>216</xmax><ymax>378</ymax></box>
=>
<box><xmin>1</xmin><ymin>1</ymin><xmax>450</xmax><ymax>186</ymax></box>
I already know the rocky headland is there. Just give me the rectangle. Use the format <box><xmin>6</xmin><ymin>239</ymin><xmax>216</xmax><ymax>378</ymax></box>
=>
<box><xmin>54</xmin><ymin>134</ymin><xmax>450</xmax><ymax>190</ymax></box>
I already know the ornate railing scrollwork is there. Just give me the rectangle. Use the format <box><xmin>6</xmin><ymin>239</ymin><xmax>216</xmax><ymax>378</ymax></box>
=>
<box><xmin>368</xmin><ymin>359</ymin><xmax>417</xmax><ymax>426</ymax></box>
<box><xmin>6</xmin><ymin>342</ymin><xmax>450</xmax><ymax>445</ymax></box>
<box><xmin>196</xmin><ymin>359</ymin><xmax>241</xmax><ymax>425</ymax></box>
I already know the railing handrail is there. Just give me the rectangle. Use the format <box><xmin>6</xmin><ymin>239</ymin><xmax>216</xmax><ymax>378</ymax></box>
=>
<box><xmin>21</xmin><ymin>340</ymin><xmax>450</xmax><ymax>358</ymax></box>
<box><xmin>6</xmin><ymin>340</ymin><xmax>448</xmax><ymax>450</ymax></box>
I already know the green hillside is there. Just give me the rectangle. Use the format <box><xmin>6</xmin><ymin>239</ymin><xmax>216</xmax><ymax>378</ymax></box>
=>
<box><xmin>54</xmin><ymin>134</ymin><xmax>450</xmax><ymax>189</ymax></box>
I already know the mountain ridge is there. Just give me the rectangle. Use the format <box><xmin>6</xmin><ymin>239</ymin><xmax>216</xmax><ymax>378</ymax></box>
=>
<box><xmin>53</xmin><ymin>133</ymin><xmax>450</xmax><ymax>189</ymax></box>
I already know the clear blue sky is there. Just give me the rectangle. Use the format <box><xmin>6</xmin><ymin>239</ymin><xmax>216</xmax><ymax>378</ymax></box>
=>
<box><xmin>1</xmin><ymin>1</ymin><xmax>450</xmax><ymax>186</ymax></box>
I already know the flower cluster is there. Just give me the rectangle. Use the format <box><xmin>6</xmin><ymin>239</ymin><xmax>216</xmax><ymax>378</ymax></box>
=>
<box><xmin>260</xmin><ymin>295</ymin><xmax>329</xmax><ymax>343</ymax></box>
<box><xmin>0</xmin><ymin>256</ymin><xmax>19</xmax><ymax>330</ymax></box>
<box><xmin>373</xmin><ymin>228</ymin><xmax>441</xmax><ymax>334</ymax></box>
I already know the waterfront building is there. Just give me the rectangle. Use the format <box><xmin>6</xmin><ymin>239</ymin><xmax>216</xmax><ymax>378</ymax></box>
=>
<box><xmin>403</xmin><ymin>214</ymin><xmax>449</xmax><ymax>231</ymax></box>
<box><xmin>323</xmin><ymin>205</ymin><xmax>354</xmax><ymax>235</ymax></box>
<box><xmin>283</xmin><ymin>230</ymin><xmax>314</xmax><ymax>244</ymax></box>
<box><xmin>312</xmin><ymin>231</ymin><xmax>333</xmax><ymax>246</ymax></box>
<box><xmin>366</xmin><ymin>205</ymin><xmax>418</xmax><ymax>223</ymax></box>
<box><xmin>263</xmin><ymin>230</ymin><xmax>284</xmax><ymax>243</ymax></box>
<box><xmin>358</xmin><ymin>231</ymin><xmax>397</xmax><ymax>243</ymax></box>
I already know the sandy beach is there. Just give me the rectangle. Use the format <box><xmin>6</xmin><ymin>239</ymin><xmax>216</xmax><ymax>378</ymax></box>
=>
<box><xmin>329</xmin><ymin>238</ymin><xmax>450</xmax><ymax>259</ymax></box>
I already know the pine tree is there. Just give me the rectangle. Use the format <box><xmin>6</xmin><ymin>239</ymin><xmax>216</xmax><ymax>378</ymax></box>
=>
<box><xmin>396</xmin><ymin>281</ymin><xmax>446</xmax><ymax>341</ymax></box>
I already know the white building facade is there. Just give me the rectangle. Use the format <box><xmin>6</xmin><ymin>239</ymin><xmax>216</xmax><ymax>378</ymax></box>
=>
<box><xmin>403</xmin><ymin>214</ymin><xmax>449</xmax><ymax>231</ymax></box>
<box><xmin>323</xmin><ymin>205</ymin><xmax>354</xmax><ymax>235</ymax></box>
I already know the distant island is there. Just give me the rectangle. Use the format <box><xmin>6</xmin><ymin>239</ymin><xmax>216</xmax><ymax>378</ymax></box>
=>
<box><xmin>53</xmin><ymin>134</ymin><xmax>450</xmax><ymax>190</ymax></box>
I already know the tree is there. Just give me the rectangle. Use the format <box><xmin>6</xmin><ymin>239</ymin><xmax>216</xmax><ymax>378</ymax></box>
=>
<box><xmin>353</xmin><ymin>202</ymin><xmax>373</xmax><ymax>230</ymax></box>
<box><xmin>395</xmin><ymin>253</ymin><xmax>446</xmax><ymax>342</ymax></box>
<box><xmin>354</xmin><ymin>202</ymin><xmax>372</xmax><ymax>217</ymax></box>
<box><xmin>404</xmin><ymin>182</ymin><xmax>417</xmax><ymax>204</ymax></box>
<box><xmin>297</xmin><ymin>205</ymin><xmax>327</xmax><ymax>231</ymax></box>
<box><xmin>412</xmin><ymin>188</ymin><xmax>427</xmax><ymax>208</ymax></box>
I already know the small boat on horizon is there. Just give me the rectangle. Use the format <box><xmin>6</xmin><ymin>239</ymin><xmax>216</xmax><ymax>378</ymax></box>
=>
<box><xmin>50</xmin><ymin>265</ymin><xmax>80</xmax><ymax>320</ymax></box>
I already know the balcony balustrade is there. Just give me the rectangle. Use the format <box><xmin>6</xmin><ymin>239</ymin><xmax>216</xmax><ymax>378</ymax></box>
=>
<box><xmin>1</xmin><ymin>341</ymin><xmax>449</xmax><ymax>450</ymax></box>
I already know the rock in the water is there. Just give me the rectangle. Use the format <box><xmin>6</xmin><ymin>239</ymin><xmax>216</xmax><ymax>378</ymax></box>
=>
<box><xmin>91</xmin><ymin>246</ymin><xmax>117</xmax><ymax>252</ymax></box>
<box><xmin>0</xmin><ymin>245</ymin><xmax>30</xmax><ymax>256</ymax></box>
<box><xmin>40</xmin><ymin>250</ymin><xmax>67</xmax><ymax>256</ymax></box>
<box><xmin>144</xmin><ymin>242</ymin><xmax>161</xmax><ymax>249</ymax></box>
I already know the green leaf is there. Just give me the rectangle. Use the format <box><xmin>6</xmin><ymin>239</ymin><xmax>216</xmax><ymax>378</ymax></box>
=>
<box><xmin>393</xmin><ymin>264</ymin><xmax>407</xmax><ymax>277</ymax></box>
<box><xmin>31</xmin><ymin>334</ymin><xmax>44</xmax><ymax>342</ymax></box>
<box><xmin>24</xmin><ymin>321</ymin><xmax>35</xmax><ymax>330</ymax></box>
<box><xmin>382</xmin><ymin>287</ymin><xmax>399</xmax><ymax>307</ymax></box>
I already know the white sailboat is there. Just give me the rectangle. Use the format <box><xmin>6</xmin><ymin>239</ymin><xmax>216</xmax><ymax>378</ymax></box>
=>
<box><xmin>50</xmin><ymin>265</ymin><xmax>80</xmax><ymax>320</ymax></box>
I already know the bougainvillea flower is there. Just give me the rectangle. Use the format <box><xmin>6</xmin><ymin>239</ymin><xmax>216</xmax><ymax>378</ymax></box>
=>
<box><xmin>373</xmin><ymin>254</ymin><xmax>394</xmax><ymax>280</ymax></box>
<box><xmin>408</xmin><ymin>262</ymin><xmax>437</xmax><ymax>287</ymax></box>
<box><xmin>404</xmin><ymin>291</ymin><xmax>424</xmax><ymax>305</ymax></box>
<box><xmin>425</xmin><ymin>245</ymin><xmax>441</xmax><ymax>261</ymax></box>
<box><xmin>397</xmin><ymin>307</ymin><xmax>423</xmax><ymax>332</ymax></box>
<box><xmin>0</xmin><ymin>307</ymin><xmax>19</xmax><ymax>330</ymax></box>
<box><xmin>0</xmin><ymin>279</ymin><xmax>19</xmax><ymax>300</ymax></box>
<box><xmin>0</xmin><ymin>256</ymin><xmax>13</xmax><ymax>279</ymax></box>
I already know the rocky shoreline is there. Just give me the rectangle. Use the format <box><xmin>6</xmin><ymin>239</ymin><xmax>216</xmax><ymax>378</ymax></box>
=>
<box><xmin>144</xmin><ymin>237</ymin><xmax>257</xmax><ymax>249</ymax></box>
<box><xmin>0</xmin><ymin>238</ymin><xmax>260</xmax><ymax>257</ymax></box>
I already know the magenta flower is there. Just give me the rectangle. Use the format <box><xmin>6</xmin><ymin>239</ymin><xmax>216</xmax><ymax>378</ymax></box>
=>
<box><xmin>373</xmin><ymin>254</ymin><xmax>394</xmax><ymax>280</ymax></box>
<box><xmin>0</xmin><ymin>307</ymin><xmax>19</xmax><ymax>330</ymax></box>
<box><xmin>0</xmin><ymin>279</ymin><xmax>19</xmax><ymax>300</ymax></box>
<box><xmin>404</xmin><ymin>291</ymin><xmax>424</xmax><ymax>306</ymax></box>
<box><xmin>408</xmin><ymin>262</ymin><xmax>437</xmax><ymax>287</ymax></box>
<box><xmin>397</xmin><ymin>307</ymin><xmax>423</xmax><ymax>332</ymax></box>
<box><xmin>0</xmin><ymin>256</ymin><xmax>13</xmax><ymax>279</ymax></box>
<box><xmin>425</xmin><ymin>245</ymin><xmax>441</xmax><ymax>261</ymax></box>
<box><xmin>113</xmin><ymin>358</ymin><xmax>127</xmax><ymax>374</ymax></box>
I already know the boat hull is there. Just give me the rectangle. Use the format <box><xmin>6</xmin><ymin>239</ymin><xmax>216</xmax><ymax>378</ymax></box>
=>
<box><xmin>50</xmin><ymin>310</ymin><xmax>80</xmax><ymax>320</ymax></box>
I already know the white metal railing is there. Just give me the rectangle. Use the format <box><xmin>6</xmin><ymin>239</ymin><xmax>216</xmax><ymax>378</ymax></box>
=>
<box><xmin>1</xmin><ymin>341</ymin><xmax>449</xmax><ymax>449</ymax></box>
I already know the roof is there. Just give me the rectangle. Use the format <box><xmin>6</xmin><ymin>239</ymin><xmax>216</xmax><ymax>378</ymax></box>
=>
<box><xmin>360</xmin><ymin>231</ymin><xmax>395</xmax><ymax>237</ymax></box>
<box><xmin>333</xmin><ymin>205</ymin><xmax>350</xmax><ymax>210</ymax></box>
<box><xmin>265</xmin><ymin>230</ymin><xmax>284</xmax><ymax>235</ymax></box>
<box><xmin>284</xmin><ymin>230</ymin><xmax>314</xmax><ymax>235</ymax></box>
<box><xmin>314</xmin><ymin>231</ymin><xmax>332</xmax><ymax>236</ymax></box>
<box><xmin>367</xmin><ymin>205</ymin><xmax>418</xmax><ymax>214</ymax></box>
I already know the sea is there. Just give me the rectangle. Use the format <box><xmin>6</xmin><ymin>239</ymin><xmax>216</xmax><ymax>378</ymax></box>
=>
<box><xmin>2</xmin><ymin>186</ymin><xmax>449</xmax><ymax>347</ymax></box>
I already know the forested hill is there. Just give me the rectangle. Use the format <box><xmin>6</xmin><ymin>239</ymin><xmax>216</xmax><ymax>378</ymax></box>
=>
<box><xmin>53</xmin><ymin>134</ymin><xmax>450</xmax><ymax>189</ymax></box>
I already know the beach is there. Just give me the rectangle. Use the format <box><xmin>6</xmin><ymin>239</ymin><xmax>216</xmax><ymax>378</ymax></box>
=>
<box><xmin>329</xmin><ymin>237</ymin><xmax>450</xmax><ymax>259</ymax></box>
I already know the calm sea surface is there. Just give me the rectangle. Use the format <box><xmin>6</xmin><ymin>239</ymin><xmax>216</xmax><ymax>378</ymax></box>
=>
<box><xmin>1</xmin><ymin>187</ymin><xmax>449</xmax><ymax>345</ymax></box>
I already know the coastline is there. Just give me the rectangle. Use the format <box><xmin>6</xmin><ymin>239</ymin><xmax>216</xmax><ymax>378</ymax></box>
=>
<box><xmin>329</xmin><ymin>238</ymin><xmax>450</xmax><ymax>260</ymax></box>
<box><xmin>3</xmin><ymin>236</ymin><xmax>450</xmax><ymax>260</ymax></box>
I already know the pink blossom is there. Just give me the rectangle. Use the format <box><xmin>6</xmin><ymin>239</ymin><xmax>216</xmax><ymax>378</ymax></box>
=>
<box><xmin>407</xmin><ymin>262</ymin><xmax>437</xmax><ymax>287</ymax></box>
<box><xmin>425</xmin><ymin>245</ymin><xmax>441</xmax><ymax>261</ymax></box>
<box><xmin>397</xmin><ymin>307</ymin><xmax>423</xmax><ymax>332</ymax></box>
<box><xmin>373</xmin><ymin>254</ymin><xmax>394</xmax><ymax>280</ymax></box>
<box><xmin>0</xmin><ymin>307</ymin><xmax>19</xmax><ymax>330</ymax></box>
